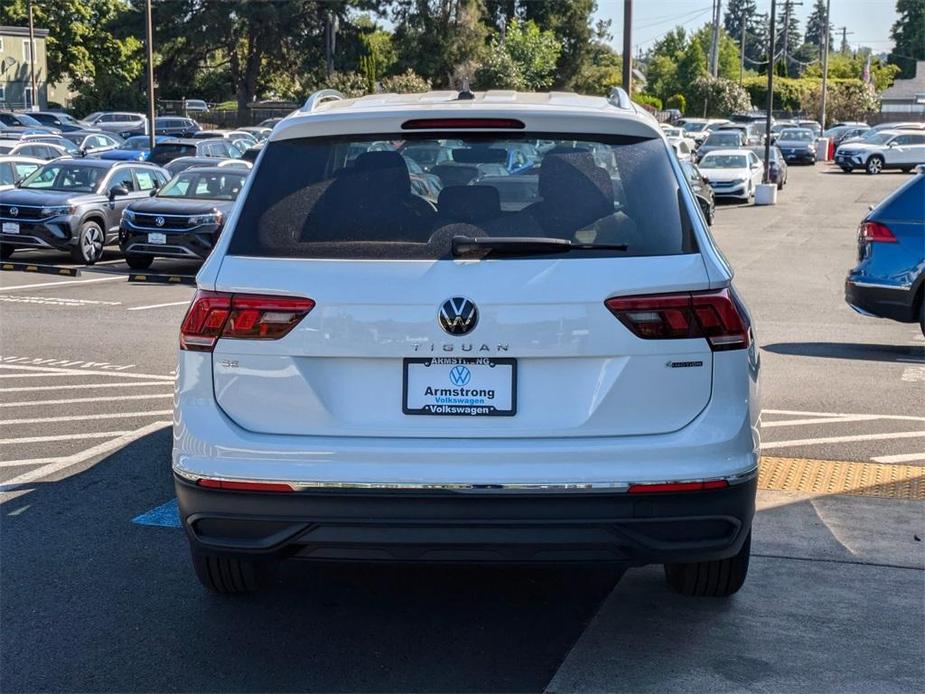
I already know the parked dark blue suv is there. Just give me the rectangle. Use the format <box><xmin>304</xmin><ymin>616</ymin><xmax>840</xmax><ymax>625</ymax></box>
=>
<box><xmin>845</xmin><ymin>170</ymin><xmax>925</xmax><ymax>335</ymax></box>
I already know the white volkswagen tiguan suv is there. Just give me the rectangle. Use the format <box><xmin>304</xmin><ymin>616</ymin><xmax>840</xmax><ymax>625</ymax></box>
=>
<box><xmin>173</xmin><ymin>89</ymin><xmax>760</xmax><ymax>596</ymax></box>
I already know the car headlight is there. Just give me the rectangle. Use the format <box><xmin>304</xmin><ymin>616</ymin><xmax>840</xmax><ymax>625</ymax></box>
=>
<box><xmin>733</xmin><ymin>178</ymin><xmax>747</xmax><ymax>184</ymax></box>
<box><xmin>189</xmin><ymin>211</ymin><xmax>223</xmax><ymax>226</ymax></box>
<box><xmin>41</xmin><ymin>205</ymin><xmax>73</xmax><ymax>217</ymax></box>
<box><xmin>121</xmin><ymin>208</ymin><xmax>135</xmax><ymax>222</ymax></box>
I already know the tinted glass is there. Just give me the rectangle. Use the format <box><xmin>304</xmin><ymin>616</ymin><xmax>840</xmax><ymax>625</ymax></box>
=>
<box><xmin>20</xmin><ymin>163</ymin><xmax>106</xmax><ymax>192</ymax></box>
<box><xmin>0</xmin><ymin>162</ymin><xmax>13</xmax><ymax>184</ymax></box>
<box><xmin>780</xmin><ymin>129</ymin><xmax>813</xmax><ymax>141</ymax></box>
<box><xmin>706</xmin><ymin>132</ymin><xmax>741</xmax><ymax>146</ymax></box>
<box><xmin>228</xmin><ymin>134</ymin><xmax>695</xmax><ymax>260</ymax></box>
<box><xmin>159</xmin><ymin>171</ymin><xmax>246</xmax><ymax>200</ymax></box>
<box><xmin>149</xmin><ymin>144</ymin><xmax>196</xmax><ymax>164</ymax></box>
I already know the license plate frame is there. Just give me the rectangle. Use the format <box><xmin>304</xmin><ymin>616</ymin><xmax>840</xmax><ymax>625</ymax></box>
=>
<box><xmin>147</xmin><ymin>232</ymin><xmax>167</xmax><ymax>245</ymax></box>
<box><xmin>2</xmin><ymin>221</ymin><xmax>20</xmax><ymax>235</ymax></box>
<box><xmin>402</xmin><ymin>357</ymin><xmax>517</xmax><ymax>417</ymax></box>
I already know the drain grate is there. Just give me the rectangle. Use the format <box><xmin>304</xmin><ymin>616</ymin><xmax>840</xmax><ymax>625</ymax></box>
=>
<box><xmin>759</xmin><ymin>457</ymin><xmax>925</xmax><ymax>500</ymax></box>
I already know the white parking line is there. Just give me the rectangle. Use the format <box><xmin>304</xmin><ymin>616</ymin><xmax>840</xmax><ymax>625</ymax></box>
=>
<box><xmin>0</xmin><ymin>295</ymin><xmax>122</xmax><ymax>307</ymax></box>
<box><xmin>763</xmin><ymin>430</ymin><xmax>925</xmax><ymax>449</ymax></box>
<box><xmin>871</xmin><ymin>452</ymin><xmax>925</xmax><ymax>464</ymax></box>
<box><xmin>0</xmin><ymin>381</ymin><xmax>170</xmax><ymax>393</ymax></box>
<box><xmin>0</xmin><ymin>275</ymin><xmax>124</xmax><ymax>292</ymax></box>
<box><xmin>0</xmin><ymin>364</ymin><xmax>173</xmax><ymax>381</ymax></box>
<box><xmin>126</xmin><ymin>300</ymin><xmax>191</xmax><ymax>312</ymax></box>
<box><xmin>0</xmin><ymin>421</ymin><xmax>171</xmax><ymax>491</ymax></box>
<box><xmin>0</xmin><ymin>410</ymin><xmax>173</xmax><ymax>426</ymax></box>
<box><xmin>0</xmin><ymin>372</ymin><xmax>85</xmax><ymax>379</ymax></box>
<box><xmin>0</xmin><ymin>431</ymin><xmax>131</xmax><ymax>447</ymax></box>
<box><xmin>761</xmin><ymin>415</ymin><xmax>883</xmax><ymax>427</ymax></box>
<box><xmin>0</xmin><ymin>393</ymin><xmax>172</xmax><ymax>408</ymax></box>
<box><xmin>763</xmin><ymin>408</ymin><xmax>925</xmax><ymax>422</ymax></box>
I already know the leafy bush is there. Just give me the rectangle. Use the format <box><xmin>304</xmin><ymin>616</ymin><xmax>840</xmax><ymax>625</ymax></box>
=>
<box><xmin>635</xmin><ymin>93</ymin><xmax>663</xmax><ymax>110</ymax></box>
<box><xmin>684</xmin><ymin>76</ymin><xmax>751</xmax><ymax>117</ymax></box>
<box><xmin>666</xmin><ymin>93</ymin><xmax>687</xmax><ymax>113</ymax></box>
<box><xmin>381</xmin><ymin>69</ymin><xmax>432</xmax><ymax>94</ymax></box>
<box><xmin>322</xmin><ymin>72</ymin><xmax>368</xmax><ymax>98</ymax></box>
<box><xmin>475</xmin><ymin>19</ymin><xmax>561</xmax><ymax>91</ymax></box>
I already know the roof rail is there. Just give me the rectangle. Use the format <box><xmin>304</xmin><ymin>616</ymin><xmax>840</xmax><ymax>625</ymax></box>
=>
<box><xmin>608</xmin><ymin>87</ymin><xmax>632</xmax><ymax>110</ymax></box>
<box><xmin>300</xmin><ymin>89</ymin><xmax>346</xmax><ymax>113</ymax></box>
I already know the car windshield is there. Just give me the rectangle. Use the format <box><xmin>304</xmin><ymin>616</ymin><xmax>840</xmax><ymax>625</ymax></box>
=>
<box><xmin>706</xmin><ymin>133</ymin><xmax>741</xmax><ymax>145</ymax></box>
<box><xmin>780</xmin><ymin>129</ymin><xmax>813</xmax><ymax>141</ymax></box>
<box><xmin>122</xmin><ymin>136</ymin><xmax>151</xmax><ymax>151</ymax></box>
<box><xmin>158</xmin><ymin>171</ymin><xmax>247</xmax><ymax>200</ymax></box>
<box><xmin>15</xmin><ymin>114</ymin><xmax>42</xmax><ymax>127</ymax></box>
<box><xmin>699</xmin><ymin>154</ymin><xmax>747</xmax><ymax>169</ymax></box>
<box><xmin>663</xmin><ymin>128</ymin><xmax>683</xmax><ymax>138</ymax></box>
<box><xmin>227</xmin><ymin>133</ymin><xmax>696</xmax><ymax>260</ymax></box>
<box><xmin>681</xmin><ymin>121</ymin><xmax>705</xmax><ymax>133</ymax></box>
<box><xmin>19</xmin><ymin>163</ymin><xmax>106</xmax><ymax>192</ymax></box>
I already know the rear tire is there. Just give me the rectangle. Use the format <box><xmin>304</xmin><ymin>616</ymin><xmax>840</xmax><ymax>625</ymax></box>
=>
<box><xmin>125</xmin><ymin>254</ymin><xmax>153</xmax><ymax>270</ymax></box>
<box><xmin>920</xmin><ymin>297</ymin><xmax>925</xmax><ymax>338</ymax></box>
<box><xmin>664</xmin><ymin>531</ymin><xmax>751</xmax><ymax>597</ymax></box>
<box><xmin>0</xmin><ymin>244</ymin><xmax>14</xmax><ymax>260</ymax></box>
<box><xmin>191</xmin><ymin>551</ymin><xmax>275</xmax><ymax>594</ymax></box>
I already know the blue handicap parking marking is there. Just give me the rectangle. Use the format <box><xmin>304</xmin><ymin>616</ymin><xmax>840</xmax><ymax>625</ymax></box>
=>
<box><xmin>132</xmin><ymin>498</ymin><xmax>181</xmax><ymax>528</ymax></box>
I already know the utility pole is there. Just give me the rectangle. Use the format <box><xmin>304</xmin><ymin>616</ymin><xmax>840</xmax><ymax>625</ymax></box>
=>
<box><xmin>27</xmin><ymin>0</ymin><xmax>37</xmax><ymax>111</ymax></box>
<box><xmin>781</xmin><ymin>0</ymin><xmax>803</xmax><ymax>78</ymax></box>
<box><xmin>622</xmin><ymin>0</ymin><xmax>633</xmax><ymax>94</ymax></box>
<box><xmin>836</xmin><ymin>26</ymin><xmax>854</xmax><ymax>54</ymax></box>
<box><xmin>739</xmin><ymin>6</ymin><xmax>747</xmax><ymax>84</ymax></box>
<box><xmin>324</xmin><ymin>10</ymin><xmax>338</xmax><ymax>77</ymax></box>
<box><xmin>820</xmin><ymin>0</ymin><xmax>831</xmax><ymax>128</ymax></box>
<box><xmin>763</xmin><ymin>0</ymin><xmax>777</xmax><ymax>184</ymax></box>
<box><xmin>709</xmin><ymin>0</ymin><xmax>722</xmax><ymax>77</ymax></box>
<box><xmin>145</xmin><ymin>0</ymin><xmax>155</xmax><ymax>151</ymax></box>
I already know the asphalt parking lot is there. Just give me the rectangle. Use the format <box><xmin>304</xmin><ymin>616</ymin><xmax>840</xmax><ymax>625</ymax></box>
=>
<box><xmin>1</xmin><ymin>163</ymin><xmax>923</xmax><ymax>692</ymax></box>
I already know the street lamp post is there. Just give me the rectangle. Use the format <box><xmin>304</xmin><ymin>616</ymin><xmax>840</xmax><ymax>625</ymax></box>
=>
<box><xmin>28</xmin><ymin>0</ymin><xmax>37</xmax><ymax>111</ymax></box>
<box><xmin>145</xmin><ymin>0</ymin><xmax>156</xmax><ymax>151</ymax></box>
<box><xmin>763</xmin><ymin>0</ymin><xmax>777</xmax><ymax>184</ymax></box>
<box><xmin>820</xmin><ymin>0</ymin><xmax>831</xmax><ymax>128</ymax></box>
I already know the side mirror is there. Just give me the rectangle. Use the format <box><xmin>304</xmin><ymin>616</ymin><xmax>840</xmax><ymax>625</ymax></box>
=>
<box><xmin>887</xmin><ymin>141</ymin><xmax>896</xmax><ymax>147</ymax></box>
<box><xmin>109</xmin><ymin>185</ymin><xmax>128</xmax><ymax>198</ymax></box>
<box><xmin>148</xmin><ymin>188</ymin><xmax>158</xmax><ymax>197</ymax></box>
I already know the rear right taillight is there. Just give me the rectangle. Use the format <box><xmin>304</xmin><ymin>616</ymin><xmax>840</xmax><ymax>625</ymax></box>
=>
<box><xmin>858</xmin><ymin>221</ymin><xmax>897</xmax><ymax>244</ymax></box>
<box><xmin>605</xmin><ymin>288</ymin><xmax>750</xmax><ymax>351</ymax></box>
<box><xmin>180</xmin><ymin>290</ymin><xmax>314</xmax><ymax>352</ymax></box>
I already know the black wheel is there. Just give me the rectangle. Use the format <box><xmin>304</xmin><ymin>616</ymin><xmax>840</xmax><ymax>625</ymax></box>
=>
<box><xmin>840</xmin><ymin>167</ymin><xmax>853</xmax><ymax>174</ymax></box>
<box><xmin>125</xmin><ymin>254</ymin><xmax>153</xmax><ymax>270</ymax></box>
<box><xmin>664</xmin><ymin>531</ymin><xmax>751</xmax><ymax>597</ymax></box>
<box><xmin>901</xmin><ymin>167</ymin><xmax>913</xmax><ymax>174</ymax></box>
<box><xmin>70</xmin><ymin>220</ymin><xmax>105</xmax><ymax>265</ymax></box>
<box><xmin>191</xmin><ymin>551</ymin><xmax>275</xmax><ymax>594</ymax></box>
<box><xmin>777</xmin><ymin>178</ymin><xmax>783</xmax><ymax>191</ymax></box>
<box><xmin>0</xmin><ymin>244</ymin><xmax>14</xmax><ymax>260</ymax></box>
<box><xmin>865</xmin><ymin>155</ymin><xmax>884</xmax><ymax>175</ymax></box>
<box><xmin>920</xmin><ymin>297</ymin><xmax>924</xmax><ymax>338</ymax></box>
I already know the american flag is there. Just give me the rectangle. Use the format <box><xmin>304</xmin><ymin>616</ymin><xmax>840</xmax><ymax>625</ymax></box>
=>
<box><xmin>862</xmin><ymin>55</ymin><xmax>872</xmax><ymax>85</ymax></box>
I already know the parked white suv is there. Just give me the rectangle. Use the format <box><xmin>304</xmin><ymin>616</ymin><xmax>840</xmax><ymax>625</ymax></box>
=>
<box><xmin>173</xmin><ymin>89</ymin><xmax>760</xmax><ymax>596</ymax></box>
<box><xmin>835</xmin><ymin>130</ymin><xmax>925</xmax><ymax>174</ymax></box>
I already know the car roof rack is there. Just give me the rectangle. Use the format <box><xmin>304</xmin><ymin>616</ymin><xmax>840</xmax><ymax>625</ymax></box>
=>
<box><xmin>608</xmin><ymin>87</ymin><xmax>632</xmax><ymax>110</ymax></box>
<box><xmin>300</xmin><ymin>89</ymin><xmax>346</xmax><ymax>113</ymax></box>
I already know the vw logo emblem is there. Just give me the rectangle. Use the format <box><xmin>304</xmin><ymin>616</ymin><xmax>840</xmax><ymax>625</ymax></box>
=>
<box><xmin>439</xmin><ymin>297</ymin><xmax>478</xmax><ymax>336</ymax></box>
<box><xmin>154</xmin><ymin>216</ymin><xmax>165</xmax><ymax>227</ymax></box>
<box><xmin>9</xmin><ymin>207</ymin><xmax>18</xmax><ymax>217</ymax></box>
<box><xmin>449</xmin><ymin>365</ymin><xmax>471</xmax><ymax>386</ymax></box>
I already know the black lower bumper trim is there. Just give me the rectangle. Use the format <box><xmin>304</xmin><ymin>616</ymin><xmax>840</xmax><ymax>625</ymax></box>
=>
<box><xmin>175</xmin><ymin>475</ymin><xmax>756</xmax><ymax>565</ymax></box>
<box><xmin>845</xmin><ymin>280</ymin><xmax>917</xmax><ymax>322</ymax></box>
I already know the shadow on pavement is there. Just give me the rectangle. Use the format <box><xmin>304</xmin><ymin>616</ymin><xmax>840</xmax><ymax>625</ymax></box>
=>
<box><xmin>1</xmin><ymin>430</ymin><xmax>621</xmax><ymax>693</ymax></box>
<box><xmin>763</xmin><ymin>341</ymin><xmax>924</xmax><ymax>363</ymax></box>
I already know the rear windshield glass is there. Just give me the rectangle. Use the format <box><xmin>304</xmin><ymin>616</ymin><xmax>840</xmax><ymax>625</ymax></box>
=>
<box><xmin>228</xmin><ymin>134</ymin><xmax>696</xmax><ymax>260</ymax></box>
<box><xmin>149</xmin><ymin>144</ymin><xmax>195</xmax><ymax>163</ymax></box>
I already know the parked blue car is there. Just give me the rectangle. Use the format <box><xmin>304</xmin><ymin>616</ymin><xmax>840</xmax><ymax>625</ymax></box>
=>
<box><xmin>96</xmin><ymin>135</ymin><xmax>171</xmax><ymax>161</ymax></box>
<box><xmin>845</xmin><ymin>169</ymin><xmax>925</xmax><ymax>335</ymax></box>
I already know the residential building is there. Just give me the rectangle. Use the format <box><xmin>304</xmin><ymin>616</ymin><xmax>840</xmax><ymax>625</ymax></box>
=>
<box><xmin>880</xmin><ymin>61</ymin><xmax>925</xmax><ymax>116</ymax></box>
<box><xmin>0</xmin><ymin>24</ymin><xmax>48</xmax><ymax>110</ymax></box>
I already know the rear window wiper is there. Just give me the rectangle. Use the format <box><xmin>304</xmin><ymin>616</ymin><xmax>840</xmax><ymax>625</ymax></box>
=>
<box><xmin>451</xmin><ymin>235</ymin><xmax>628</xmax><ymax>257</ymax></box>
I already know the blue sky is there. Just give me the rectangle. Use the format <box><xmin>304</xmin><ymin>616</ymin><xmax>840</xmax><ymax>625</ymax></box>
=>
<box><xmin>593</xmin><ymin>0</ymin><xmax>899</xmax><ymax>54</ymax></box>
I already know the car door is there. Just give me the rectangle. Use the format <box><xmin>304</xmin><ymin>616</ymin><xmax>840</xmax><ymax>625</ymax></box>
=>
<box><xmin>748</xmin><ymin>152</ymin><xmax>763</xmax><ymax>186</ymax></box>
<box><xmin>101</xmin><ymin>167</ymin><xmax>139</xmax><ymax>235</ymax></box>
<box><xmin>131</xmin><ymin>166</ymin><xmax>163</xmax><ymax>195</ymax></box>
<box><xmin>899</xmin><ymin>134</ymin><xmax>925</xmax><ymax>166</ymax></box>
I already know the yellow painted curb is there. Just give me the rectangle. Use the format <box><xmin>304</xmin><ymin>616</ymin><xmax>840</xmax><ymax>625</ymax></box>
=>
<box><xmin>759</xmin><ymin>456</ymin><xmax>925</xmax><ymax>500</ymax></box>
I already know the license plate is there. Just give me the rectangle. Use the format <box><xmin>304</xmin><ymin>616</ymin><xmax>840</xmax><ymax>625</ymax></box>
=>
<box><xmin>403</xmin><ymin>357</ymin><xmax>516</xmax><ymax>416</ymax></box>
<box><xmin>2</xmin><ymin>222</ymin><xmax>19</xmax><ymax>235</ymax></box>
<box><xmin>147</xmin><ymin>232</ymin><xmax>166</xmax><ymax>244</ymax></box>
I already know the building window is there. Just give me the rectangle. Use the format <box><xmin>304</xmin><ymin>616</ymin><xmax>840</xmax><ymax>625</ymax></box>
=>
<box><xmin>0</xmin><ymin>85</ymin><xmax>6</xmax><ymax>104</ymax></box>
<box><xmin>23</xmin><ymin>38</ymin><xmax>35</xmax><ymax>63</ymax></box>
<box><xmin>0</xmin><ymin>38</ymin><xmax>4</xmax><ymax>52</ymax></box>
<box><xmin>25</xmin><ymin>86</ymin><xmax>33</xmax><ymax>109</ymax></box>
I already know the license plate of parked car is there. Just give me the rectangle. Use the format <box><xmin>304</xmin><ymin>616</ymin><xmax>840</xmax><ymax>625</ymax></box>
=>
<box><xmin>403</xmin><ymin>357</ymin><xmax>516</xmax><ymax>416</ymax></box>
<box><xmin>147</xmin><ymin>232</ymin><xmax>167</xmax><ymax>244</ymax></box>
<box><xmin>2</xmin><ymin>222</ymin><xmax>19</xmax><ymax>235</ymax></box>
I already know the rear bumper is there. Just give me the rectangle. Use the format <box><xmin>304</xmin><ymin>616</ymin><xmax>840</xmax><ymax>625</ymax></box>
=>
<box><xmin>175</xmin><ymin>474</ymin><xmax>756</xmax><ymax>565</ymax></box>
<box><xmin>845</xmin><ymin>279</ymin><xmax>918</xmax><ymax>322</ymax></box>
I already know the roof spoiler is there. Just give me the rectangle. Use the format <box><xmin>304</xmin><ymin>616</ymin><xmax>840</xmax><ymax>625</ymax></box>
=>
<box><xmin>300</xmin><ymin>89</ymin><xmax>346</xmax><ymax>113</ymax></box>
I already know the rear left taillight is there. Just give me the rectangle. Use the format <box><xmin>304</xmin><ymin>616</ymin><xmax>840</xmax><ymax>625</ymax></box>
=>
<box><xmin>180</xmin><ymin>290</ymin><xmax>314</xmax><ymax>352</ymax></box>
<box><xmin>605</xmin><ymin>288</ymin><xmax>750</xmax><ymax>351</ymax></box>
<box><xmin>858</xmin><ymin>221</ymin><xmax>897</xmax><ymax>244</ymax></box>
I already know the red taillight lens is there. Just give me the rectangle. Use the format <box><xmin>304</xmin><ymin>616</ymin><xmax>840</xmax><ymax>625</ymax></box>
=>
<box><xmin>628</xmin><ymin>480</ymin><xmax>729</xmax><ymax>494</ymax></box>
<box><xmin>858</xmin><ymin>221</ymin><xmax>897</xmax><ymax>243</ymax></box>
<box><xmin>605</xmin><ymin>288</ymin><xmax>750</xmax><ymax>351</ymax></box>
<box><xmin>180</xmin><ymin>290</ymin><xmax>314</xmax><ymax>352</ymax></box>
<box><xmin>197</xmin><ymin>478</ymin><xmax>293</xmax><ymax>492</ymax></box>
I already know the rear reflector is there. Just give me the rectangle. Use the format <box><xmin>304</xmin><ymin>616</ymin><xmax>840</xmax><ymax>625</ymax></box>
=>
<box><xmin>628</xmin><ymin>480</ymin><xmax>729</xmax><ymax>494</ymax></box>
<box><xmin>197</xmin><ymin>479</ymin><xmax>294</xmax><ymax>493</ymax></box>
<box><xmin>402</xmin><ymin>118</ymin><xmax>525</xmax><ymax>130</ymax></box>
<box><xmin>858</xmin><ymin>221</ymin><xmax>897</xmax><ymax>243</ymax></box>
<box><xmin>180</xmin><ymin>290</ymin><xmax>314</xmax><ymax>352</ymax></box>
<box><xmin>605</xmin><ymin>288</ymin><xmax>750</xmax><ymax>351</ymax></box>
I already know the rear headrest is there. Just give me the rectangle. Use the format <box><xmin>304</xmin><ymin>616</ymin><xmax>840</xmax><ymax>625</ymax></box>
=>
<box><xmin>438</xmin><ymin>185</ymin><xmax>501</xmax><ymax>224</ymax></box>
<box><xmin>351</xmin><ymin>151</ymin><xmax>410</xmax><ymax>196</ymax></box>
<box><xmin>537</xmin><ymin>150</ymin><xmax>613</xmax><ymax>211</ymax></box>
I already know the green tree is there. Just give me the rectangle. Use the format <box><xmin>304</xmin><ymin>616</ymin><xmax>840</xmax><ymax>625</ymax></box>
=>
<box><xmin>776</xmin><ymin>6</ymin><xmax>803</xmax><ymax>76</ymax></box>
<box><xmin>475</xmin><ymin>19</ymin><xmax>560</xmax><ymax>90</ymax></box>
<box><xmin>571</xmin><ymin>41</ymin><xmax>621</xmax><ymax>96</ymax></box>
<box><xmin>514</xmin><ymin>0</ymin><xmax>597</xmax><ymax>88</ymax></box>
<box><xmin>890</xmin><ymin>0</ymin><xmax>925</xmax><ymax>78</ymax></box>
<box><xmin>677</xmin><ymin>38</ymin><xmax>708</xmax><ymax>91</ymax></box>
<box><xmin>804</xmin><ymin>0</ymin><xmax>833</xmax><ymax>50</ymax></box>
<box><xmin>724</xmin><ymin>0</ymin><xmax>767</xmax><ymax>70</ymax></box>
